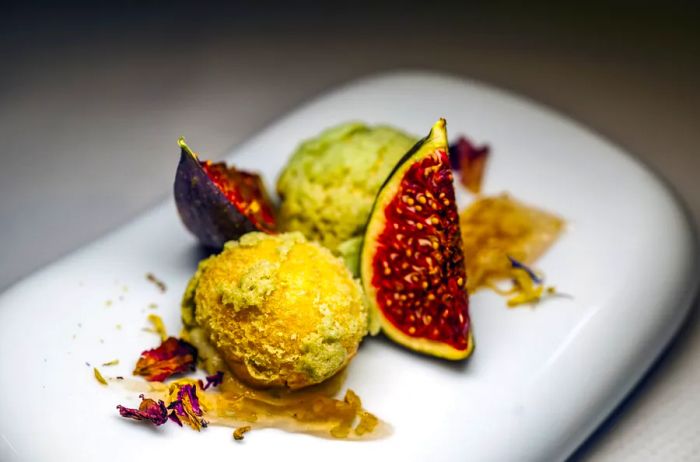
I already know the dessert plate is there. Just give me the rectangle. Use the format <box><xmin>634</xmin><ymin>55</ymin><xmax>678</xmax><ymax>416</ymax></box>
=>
<box><xmin>0</xmin><ymin>71</ymin><xmax>696</xmax><ymax>462</ymax></box>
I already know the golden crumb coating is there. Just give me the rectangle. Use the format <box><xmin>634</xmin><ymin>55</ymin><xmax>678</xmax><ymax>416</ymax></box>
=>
<box><xmin>182</xmin><ymin>232</ymin><xmax>368</xmax><ymax>389</ymax></box>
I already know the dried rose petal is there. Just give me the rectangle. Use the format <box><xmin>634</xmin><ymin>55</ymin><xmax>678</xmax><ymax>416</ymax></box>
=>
<box><xmin>201</xmin><ymin>371</ymin><xmax>224</xmax><ymax>390</ymax></box>
<box><xmin>449</xmin><ymin>136</ymin><xmax>490</xmax><ymax>194</ymax></box>
<box><xmin>168</xmin><ymin>383</ymin><xmax>207</xmax><ymax>431</ymax></box>
<box><xmin>117</xmin><ymin>394</ymin><xmax>169</xmax><ymax>426</ymax></box>
<box><xmin>133</xmin><ymin>337</ymin><xmax>197</xmax><ymax>382</ymax></box>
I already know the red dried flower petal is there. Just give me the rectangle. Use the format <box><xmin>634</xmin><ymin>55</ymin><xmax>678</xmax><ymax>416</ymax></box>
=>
<box><xmin>133</xmin><ymin>337</ymin><xmax>197</xmax><ymax>382</ymax></box>
<box><xmin>117</xmin><ymin>394</ymin><xmax>169</xmax><ymax>426</ymax></box>
<box><xmin>449</xmin><ymin>137</ymin><xmax>490</xmax><ymax>194</ymax></box>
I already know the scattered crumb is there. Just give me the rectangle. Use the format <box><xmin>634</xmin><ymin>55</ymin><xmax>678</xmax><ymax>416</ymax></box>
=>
<box><xmin>78</xmin><ymin>323</ymin><xmax>82</xmax><ymax>328</ymax></box>
<box><xmin>148</xmin><ymin>303</ymin><xmax>158</xmax><ymax>310</ymax></box>
<box><xmin>116</xmin><ymin>324</ymin><xmax>122</xmax><ymax>330</ymax></box>
<box><xmin>93</xmin><ymin>367</ymin><xmax>108</xmax><ymax>386</ymax></box>
<box><xmin>145</xmin><ymin>273</ymin><xmax>167</xmax><ymax>293</ymax></box>
<box><xmin>85</xmin><ymin>361</ymin><xmax>91</xmax><ymax>367</ymax></box>
<box><xmin>105</xmin><ymin>300</ymin><xmax>113</xmax><ymax>307</ymax></box>
<box><xmin>116</xmin><ymin>376</ymin><xmax>124</xmax><ymax>380</ymax></box>
<box><xmin>146</xmin><ymin>314</ymin><xmax>168</xmax><ymax>340</ymax></box>
<box><xmin>99</xmin><ymin>338</ymin><xmax>105</xmax><ymax>344</ymax></box>
<box><xmin>102</xmin><ymin>359</ymin><xmax>119</xmax><ymax>366</ymax></box>
<box><xmin>72</xmin><ymin>334</ymin><xmax>77</xmax><ymax>340</ymax></box>
<box><xmin>122</xmin><ymin>285</ymin><xmax>129</xmax><ymax>293</ymax></box>
<box><xmin>233</xmin><ymin>426</ymin><xmax>251</xmax><ymax>441</ymax></box>
<box><xmin>118</xmin><ymin>295</ymin><xmax>125</xmax><ymax>302</ymax></box>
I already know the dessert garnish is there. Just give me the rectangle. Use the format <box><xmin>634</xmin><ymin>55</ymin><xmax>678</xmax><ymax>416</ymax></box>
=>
<box><xmin>197</xmin><ymin>374</ymin><xmax>383</xmax><ymax>440</ymax></box>
<box><xmin>233</xmin><ymin>426</ymin><xmax>251</xmax><ymax>440</ymax></box>
<box><xmin>174</xmin><ymin>138</ymin><xmax>277</xmax><ymax>249</ymax></box>
<box><xmin>508</xmin><ymin>256</ymin><xmax>541</xmax><ymax>283</ymax></box>
<box><xmin>201</xmin><ymin>371</ymin><xmax>224</xmax><ymax>390</ymax></box>
<box><xmin>361</xmin><ymin>119</ymin><xmax>473</xmax><ymax>360</ymax></box>
<box><xmin>93</xmin><ymin>367</ymin><xmax>108</xmax><ymax>386</ymax></box>
<box><xmin>146</xmin><ymin>313</ymin><xmax>168</xmax><ymax>341</ymax></box>
<box><xmin>166</xmin><ymin>382</ymin><xmax>208</xmax><ymax>430</ymax></box>
<box><xmin>116</xmin><ymin>359</ymin><xmax>384</xmax><ymax>439</ymax></box>
<box><xmin>458</xmin><ymin>193</ymin><xmax>563</xmax><ymax>303</ymax></box>
<box><xmin>449</xmin><ymin>136</ymin><xmax>490</xmax><ymax>194</ymax></box>
<box><xmin>494</xmin><ymin>256</ymin><xmax>560</xmax><ymax>307</ymax></box>
<box><xmin>117</xmin><ymin>394</ymin><xmax>169</xmax><ymax>425</ymax></box>
<box><xmin>133</xmin><ymin>337</ymin><xmax>198</xmax><ymax>382</ymax></box>
<box><xmin>145</xmin><ymin>272</ymin><xmax>167</xmax><ymax>292</ymax></box>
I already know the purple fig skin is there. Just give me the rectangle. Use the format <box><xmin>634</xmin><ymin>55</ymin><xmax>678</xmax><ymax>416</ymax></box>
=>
<box><xmin>174</xmin><ymin>141</ymin><xmax>258</xmax><ymax>249</ymax></box>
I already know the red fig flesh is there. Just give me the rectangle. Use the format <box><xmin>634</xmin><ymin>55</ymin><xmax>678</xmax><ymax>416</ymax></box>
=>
<box><xmin>361</xmin><ymin>120</ymin><xmax>473</xmax><ymax>360</ymax></box>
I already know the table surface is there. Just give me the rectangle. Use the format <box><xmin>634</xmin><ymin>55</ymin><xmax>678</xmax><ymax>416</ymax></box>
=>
<box><xmin>1</xmin><ymin>3</ymin><xmax>699</xmax><ymax>460</ymax></box>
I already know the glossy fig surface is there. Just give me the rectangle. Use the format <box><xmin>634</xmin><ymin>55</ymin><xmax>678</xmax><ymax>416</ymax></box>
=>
<box><xmin>174</xmin><ymin>138</ymin><xmax>276</xmax><ymax>248</ymax></box>
<box><xmin>361</xmin><ymin>120</ymin><xmax>473</xmax><ymax>360</ymax></box>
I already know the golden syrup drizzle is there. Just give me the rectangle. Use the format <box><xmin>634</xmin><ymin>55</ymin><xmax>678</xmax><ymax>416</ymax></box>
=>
<box><xmin>120</xmin><ymin>369</ymin><xmax>388</xmax><ymax>440</ymax></box>
<box><xmin>203</xmin><ymin>370</ymin><xmax>387</xmax><ymax>440</ymax></box>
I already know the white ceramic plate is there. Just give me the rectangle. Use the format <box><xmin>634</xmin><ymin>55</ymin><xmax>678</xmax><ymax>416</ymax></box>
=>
<box><xmin>0</xmin><ymin>71</ymin><xmax>696</xmax><ymax>462</ymax></box>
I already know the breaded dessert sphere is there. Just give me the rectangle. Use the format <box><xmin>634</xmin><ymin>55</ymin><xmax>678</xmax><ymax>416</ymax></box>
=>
<box><xmin>276</xmin><ymin>122</ymin><xmax>416</xmax><ymax>253</ymax></box>
<box><xmin>182</xmin><ymin>232</ymin><xmax>368</xmax><ymax>389</ymax></box>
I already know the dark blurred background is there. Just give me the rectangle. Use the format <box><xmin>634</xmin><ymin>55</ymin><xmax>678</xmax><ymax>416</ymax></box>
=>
<box><xmin>1</xmin><ymin>1</ymin><xmax>699</xmax><ymax>460</ymax></box>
